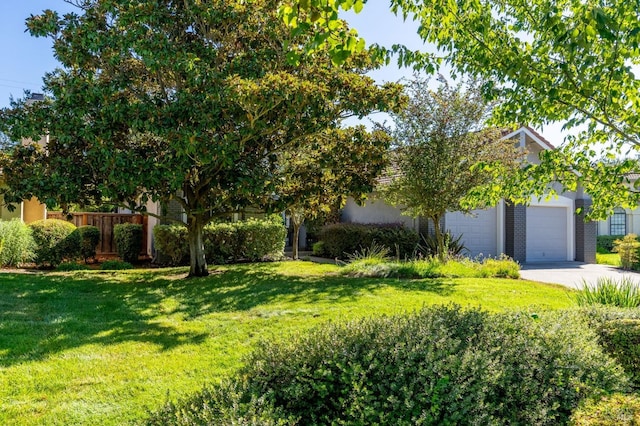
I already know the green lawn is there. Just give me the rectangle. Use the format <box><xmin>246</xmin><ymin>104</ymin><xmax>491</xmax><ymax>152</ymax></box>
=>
<box><xmin>0</xmin><ymin>261</ymin><xmax>575</xmax><ymax>425</ymax></box>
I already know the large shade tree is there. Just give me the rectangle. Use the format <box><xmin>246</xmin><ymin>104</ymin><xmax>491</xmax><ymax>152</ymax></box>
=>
<box><xmin>0</xmin><ymin>0</ymin><xmax>404</xmax><ymax>277</ymax></box>
<box><xmin>381</xmin><ymin>77</ymin><xmax>522</xmax><ymax>260</ymax></box>
<box><xmin>287</xmin><ymin>0</ymin><xmax>640</xmax><ymax>217</ymax></box>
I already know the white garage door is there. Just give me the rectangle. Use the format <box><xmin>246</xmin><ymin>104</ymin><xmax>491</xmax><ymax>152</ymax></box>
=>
<box><xmin>526</xmin><ymin>206</ymin><xmax>568</xmax><ymax>262</ymax></box>
<box><xmin>446</xmin><ymin>209</ymin><xmax>497</xmax><ymax>258</ymax></box>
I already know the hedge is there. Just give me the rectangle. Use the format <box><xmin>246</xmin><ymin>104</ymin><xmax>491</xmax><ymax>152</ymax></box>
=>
<box><xmin>114</xmin><ymin>223</ymin><xmax>143</xmax><ymax>263</ymax></box>
<box><xmin>318</xmin><ymin>223</ymin><xmax>419</xmax><ymax>259</ymax></box>
<box><xmin>29</xmin><ymin>219</ymin><xmax>81</xmax><ymax>267</ymax></box>
<box><xmin>598</xmin><ymin>319</ymin><xmax>640</xmax><ymax>387</ymax></box>
<box><xmin>146</xmin><ymin>307</ymin><xmax>627</xmax><ymax>425</ymax></box>
<box><xmin>597</xmin><ymin>235</ymin><xmax>626</xmax><ymax>253</ymax></box>
<box><xmin>153</xmin><ymin>216</ymin><xmax>286</xmax><ymax>266</ymax></box>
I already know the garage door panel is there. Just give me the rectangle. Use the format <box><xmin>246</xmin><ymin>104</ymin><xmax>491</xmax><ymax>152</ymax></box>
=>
<box><xmin>446</xmin><ymin>209</ymin><xmax>497</xmax><ymax>258</ymax></box>
<box><xmin>526</xmin><ymin>206</ymin><xmax>567</xmax><ymax>262</ymax></box>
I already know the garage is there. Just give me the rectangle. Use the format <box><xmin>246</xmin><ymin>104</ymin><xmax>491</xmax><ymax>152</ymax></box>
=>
<box><xmin>526</xmin><ymin>206</ymin><xmax>569</xmax><ymax>262</ymax></box>
<box><xmin>446</xmin><ymin>208</ymin><xmax>498</xmax><ymax>258</ymax></box>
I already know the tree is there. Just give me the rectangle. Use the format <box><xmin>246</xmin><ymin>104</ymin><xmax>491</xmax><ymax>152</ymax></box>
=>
<box><xmin>278</xmin><ymin>126</ymin><xmax>392</xmax><ymax>259</ymax></box>
<box><xmin>287</xmin><ymin>0</ymin><xmax>640</xmax><ymax>218</ymax></box>
<box><xmin>0</xmin><ymin>0</ymin><xmax>404</xmax><ymax>277</ymax></box>
<box><xmin>381</xmin><ymin>77</ymin><xmax>522</xmax><ymax>260</ymax></box>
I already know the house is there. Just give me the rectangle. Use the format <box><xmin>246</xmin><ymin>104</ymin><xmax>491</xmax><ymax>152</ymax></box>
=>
<box><xmin>341</xmin><ymin>126</ymin><xmax>596</xmax><ymax>264</ymax></box>
<box><xmin>596</xmin><ymin>173</ymin><xmax>640</xmax><ymax>238</ymax></box>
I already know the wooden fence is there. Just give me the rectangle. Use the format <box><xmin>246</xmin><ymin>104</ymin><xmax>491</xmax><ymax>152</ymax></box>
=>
<box><xmin>47</xmin><ymin>212</ymin><xmax>148</xmax><ymax>257</ymax></box>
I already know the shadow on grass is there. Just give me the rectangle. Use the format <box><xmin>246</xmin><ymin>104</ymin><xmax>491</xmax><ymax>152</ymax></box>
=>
<box><xmin>0</xmin><ymin>263</ymin><xmax>455</xmax><ymax>367</ymax></box>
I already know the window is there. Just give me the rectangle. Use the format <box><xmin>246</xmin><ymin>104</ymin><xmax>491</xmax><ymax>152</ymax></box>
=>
<box><xmin>610</xmin><ymin>208</ymin><xmax>626</xmax><ymax>235</ymax></box>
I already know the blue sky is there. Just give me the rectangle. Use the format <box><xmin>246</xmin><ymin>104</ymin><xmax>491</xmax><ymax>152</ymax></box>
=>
<box><xmin>0</xmin><ymin>1</ymin><xmax>564</xmax><ymax>144</ymax></box>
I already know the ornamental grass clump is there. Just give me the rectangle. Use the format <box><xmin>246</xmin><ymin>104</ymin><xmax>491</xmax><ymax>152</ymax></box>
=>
<box><xmin>576</xmin><ymin>277</ymin><xmax>640</xmax><ymax>308</ymax></box>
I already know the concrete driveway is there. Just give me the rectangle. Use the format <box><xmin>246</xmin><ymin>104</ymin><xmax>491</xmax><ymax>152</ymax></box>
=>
<box><xmin>520</xmin><ymin>262</ymin><xmax>640</xmax><ymax>289</ymax></box>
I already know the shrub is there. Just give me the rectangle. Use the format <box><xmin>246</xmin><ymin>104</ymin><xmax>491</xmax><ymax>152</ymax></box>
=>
<box><xmin>312</xmin><ymin>241</ymin><xmax>325</xmax><ymax>256</ymax></box>
<box><xmin>146</xmin><ymin>307</ymin><xmax>627</xmax><ymax>425</ymax></box>
<box><xmin>153</xmin><ymin>216</ymin><xmax>286</xmax><ymax>265</ymax></box>
<box><xmin>478</xmin><ymin>255</ymin><xmax>520</xmax><ymax>279</ymax></box>
<box><xmin>29</xmin><ymin>219</ymin><xmax>80</xmax><ymax>267</ymax></box>
<box><xmin>572</xmin><ymin>393</ymin><xmax>640</xmax><ymax>425</ymax></box>
<box><xmin>77</xmin><ymin>225</ymin><xmax>100</xmax><ymax>263</ymax></box>
<box><xmin>576</xmin><ymin>277</ymin><xmax>640</xmax><ymax>308</ymax></box>
<box><xmin>56</xmin><ymin>262</ymin><xmax>90</xmax><ymax>271</ymax></box>
<box><xmin>100</xmin><ymin>260</ymin><xmax>133</xmax><ymax>270</ymax></box>
<box><xmin>598</xmin><ymin>319</ymin><xmax>640</xmax><ymax>387</ymax></box>
<box><xmin>318</xmin><ymin>223</ymin><xmax>419</xmax><ymax>259</ymax></box>
<box><xmin>597</xmin><ymin>235</ymin><xmax>625</xmax><ymax>253</ymax></box>
<box><xmin>114</xmin><ymin>223</ymin><xmax>143</xmax><ymax>263</ymax></box>
<box><xmin>153</xmin><ymin>225</ymin><xmax>188</xmax><ymax>265</ymax></box>
<box><xmin>205</xmin><ymin>216</ymin><xmax>286</xmax><ymax>263</ymax></box>
<box><xmin>0</xmin><ymin>219</ymin><xmax>35</xmax><ymax>267</ymax></box>
<box><xmin>612</xmin><ymin>234</ymin><xmax>640</xmax><ymax>270</ymax></box>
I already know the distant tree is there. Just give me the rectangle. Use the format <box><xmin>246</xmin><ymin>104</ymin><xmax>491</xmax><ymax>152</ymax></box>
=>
<box><xmin>278</xmin><ymin>126</ymin><xmax>393</xmax><ymax>259</ymax></box>
<box><xmin>381</xmin><ymin>77</ymin><xmax>522</xmax><ymax>260</ymax></box>
<box><xmin>0</xmin><ymin>0</ymin><xmax>404</xmax><ymax>277</ymax></box>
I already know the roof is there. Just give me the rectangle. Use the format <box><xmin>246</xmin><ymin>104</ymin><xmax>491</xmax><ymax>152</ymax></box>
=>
<box><xmin>500</xmin><ymin>126</ymin><xmax>556</xmax><ymax>150</ymax></box>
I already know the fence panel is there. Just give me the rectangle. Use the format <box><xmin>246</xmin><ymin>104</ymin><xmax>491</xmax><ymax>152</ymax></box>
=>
<box><xmin>46</xmin><ymin>212</ymin><xmax>148</xmax><ymax>257</ymax></box>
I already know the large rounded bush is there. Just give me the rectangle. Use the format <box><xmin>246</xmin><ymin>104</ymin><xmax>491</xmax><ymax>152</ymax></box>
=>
<box><xmin>29</xmin><ymin>219</ymin><xmax>80</xmax><ymax>267</ymax></box>
<box><xmin>146</xmin><ymin>307</ymin><xmax>628</xmax><ymax>425</ymax></box>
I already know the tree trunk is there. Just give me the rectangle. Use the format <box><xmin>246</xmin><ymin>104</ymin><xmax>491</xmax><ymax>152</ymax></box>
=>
<box><xmin>187</xmin><ymin>214</ymin><xmax>209</xmax><ymax>277</ymax></box>
<box><xmin>432</xmin><ymin>215</ymin><xmax>445</xmax><ymax>262</ymax></box>
<box><xmin>292</xmin><ymin>219</ymin><xmax>301</xmax><ymax>260</ymax></box>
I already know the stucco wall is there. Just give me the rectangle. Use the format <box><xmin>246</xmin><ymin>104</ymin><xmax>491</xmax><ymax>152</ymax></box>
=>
<box><xmin>341</xmin><ymin>196</ymin><xmax>418</xmax><ymax>231</ymax></box>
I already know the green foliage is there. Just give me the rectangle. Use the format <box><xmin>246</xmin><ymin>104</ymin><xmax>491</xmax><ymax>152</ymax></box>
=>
<box><xmin>571</xmin><ymin>393</ymin><xmax>640</xmax><ymax>425</ymax></box>
<box><xmin>77</xmin><ymin>225</ymin><xmax>100</xmax><ymax>263</ymax></box>
<box><xmin>596</xmin><ymin>253</ymin><xmax>621</xmax><ymax>267</ymax></box>
<box><xmin>153</xmin><ymin>225</ymin><xmax>188</xmax><ymax>266</ymax></box>
<box><xmin>278</xmin><ymin>126</ymin><xmax>396</xmax><ymax>259</ymax></box>
<box><xmin>597</xmin><ymin>235</ymin><xmax>625</xmax><ymax>253</ymax></box>
<box><xmin>612</xmin><ymin>234</ymin><xmax>640</xmax><ymax>270</ymax></box>
<box><xmin>147</xmin><ymin>306</ymin><xmax>627</xmax><ymax>425</ymax></box>
<box><xmin>380</xmin><ymin>77</ymin><xmax>522</xmax><ymax>260</ymax></box>
<box><xmin>56</xmin><ymin>262</ymin><xmax>90</xmax><ymax>271</ymax></box>
<box><xmin>318</xmin><ymin>223</ymin><xmax>419</xmax><ymax>259</ymax></box>
<box><xmin>419</xmin><ymin>230</ymin><xmax>468</xmax><ymax>259</ymax></box>
<box><xmin>1</xmin><ymin>0</ymin><xmax>404</xmax><ymax>277</ymax></box>
<box><xmin>598</xmin><ymin>319</ymin><xmax>640</xmax><ymax>387</ymax></box>
<box><xmin>478</xmin><ymin>255</ymin><xmax>521</xmax><ymax>279</ymax></box>
<box><xmin>576</xmin><ymin>277</ymin><xmax>640</xmax><ymax>308</ymax></box>
<box><xmin>113</xmin><ymin>223</ymin><xmax>143</xmax><ymax>263</ymax></box>
<box><xmin>311</xmin><ymin>240</ymin><xmax>325</xmax><ymax>256</ymax></box>
<box><xmin>29</xmin><ymin>219</ymin><xmax>80</xmax><ymax>267</ymax></box>
<box><xmin>154</xmin><ymin>217</ymin><xmax>286</xmax><ymax>265</ymax></box>
<box><xmin>100</xmin><ymin>260</ymin><xmax>133</xmax><ymax>270</ymax></box>
<box><xmin>0</xmin><ymin>219</ymin><xmax>35</xmax><ymax>267</ymax></box>
<box><xmin>342</xmin><ymin>255</ymin><xmax>520</xmax><ymax>279</ymax></box>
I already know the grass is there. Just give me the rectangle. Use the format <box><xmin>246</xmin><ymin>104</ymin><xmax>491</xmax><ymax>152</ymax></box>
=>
<box><xmin>0</xmin><ymin>261</ymin><xmax>575</xmax><ymax>425</ymax></box>
<box><xmin>597</xmin><ymin>252</ymin><xmax>621</xmax><ymax>266</ymax></box>
<box><xmin>576</xmin><ymin>276</ymin><xmax>640</xmax><ymax>307</ymax></box>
